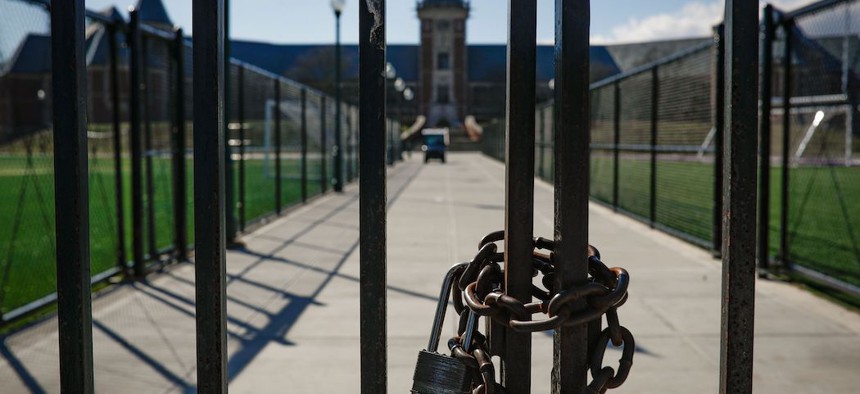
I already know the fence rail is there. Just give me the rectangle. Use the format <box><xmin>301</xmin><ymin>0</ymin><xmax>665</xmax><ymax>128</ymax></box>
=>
<box><xmin>0</xmin><ymin>0</ymin><xmax>400</xmax><ymax>325</ymax></box>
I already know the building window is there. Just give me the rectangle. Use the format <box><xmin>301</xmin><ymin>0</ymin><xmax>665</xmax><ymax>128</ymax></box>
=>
<box><xmin>437</xmin><ymin>53</ymin><xmax>450</xmax><ymax>70</ymax></box>
<box><xmin>437</xmin><ymin>84</ymin><xmax>450</xmax><ymax>104</ymax></box>
<box><xmin>437</xmin><ymin>20</ymin><xmax>451</xmax><ymax>31</ymax></box>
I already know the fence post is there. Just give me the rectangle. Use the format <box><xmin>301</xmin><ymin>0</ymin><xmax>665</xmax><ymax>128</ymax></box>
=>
<box><xmin>758</xmin><ymin>5</ymin><xmax>774</xmax><ymax>271</ymax></box>
<box><xmin>504</xmin><ymin>0</ymin><xmax>537</xmax><ymax>391</ymax></box>
<box><xmin>173</xmin><ymin>28</ymin><xmax>188</xmax><ymax>261</ymax></box>
<box><xmin>713</xmin><ymin>24</ymin><xmax>725</xmax><ymax>256</ymax></box>
<box><xmin>301</xmin><ymin>89</ymin><xmax>308</xmax><ymax>202</ymax></box>
<box><xmin>193</xmin><ymin>0</ymin><xmax>228</xmax><ymax>391</ymax></box>
<box><xmin>780</xmin><ymin>20</ymin><xmax>793</xmax><ymax>266</ymax></box>
<box><xmin>613</xmin><ymin>81</ymin><xmax>621</xmax><ymax>211</ymax></box>
<box><xmin>359</xmin><ymin>0</ymin><xmax>387</xmax><ymax>392</ymax></box>
<box><xmin>223</xmin><ymin>0</ymin><xmax>237</xmax><ymax>246</ymax></box>
<box><xmin>650</xmin><ymin>66</ymin><xmax>659</xmax><ymax>227</ymax></box>
<box><xmin>128</xmin><ymin>9</ymin><xmax>146</xmax><ymax>278</ymax></box>
<box><xmin>553</xmin><ymin>1</ymin><xmax>591</xmax><ymax>392</ymax></box>
<box><xmin>275</xmin><ymin>79</ymin><xmax>283</xmax><ymax>213</ymax></box>
<box><xmin>107</xmin><ymin>23</ymin><xmax>128</xmax><ymax>271</ymax></box>
<box><xmin>238</xmin><ymin>65</ymin><xmax>246</xmax><ymax>231</ymax></box>
<box><xmin>142</xmin><ymin>36</ymin><xmax>158</xmax><ymax>262</ymax></box>
<box><xmin>51</xmin><ymin>2</ymin><xmax>94</xmax><ymax>391</ymax></box>
<box><xmin>720</xmin><ymin>1</ymin><xmax>759</xmax><ymax>392</ymax></box>
<box><xmin>321</xmin><ymin>96</ymin><xmax>328</xmax><ymax>193</ymax></box>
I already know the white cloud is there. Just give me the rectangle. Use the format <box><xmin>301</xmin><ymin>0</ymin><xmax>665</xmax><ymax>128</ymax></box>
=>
<box><xmin>592</xmin><ymin>0</ymin><xmax>818</xmax><ymax>45</ymax></box>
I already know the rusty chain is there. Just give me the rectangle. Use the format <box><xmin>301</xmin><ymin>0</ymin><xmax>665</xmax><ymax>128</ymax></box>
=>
<box><xmin>444</xmin><ymin>231</ymin><xmax>635</xmax><ymax>393</ymax></box>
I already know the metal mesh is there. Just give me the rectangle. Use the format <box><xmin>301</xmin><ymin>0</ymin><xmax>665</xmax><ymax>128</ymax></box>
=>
<box><xmin>590</xmin><ymin>85</ymin><xmax>615</xmax><ymax>203</ymax></box>
<box><xmin>0</xmin><ymin>0</ymin><xmax>57</xmax><ymax>317</ymax></box>
<box><xmin>654</xmin><ymin>46</ymin><xmax>714</xmax><ymax>242</ymax></box>
<box><xmin>778</xmin><ymin>1</ymin><xmax>860</xmax><ymax>286</ymax></box>
<box><xmin>616</xmin><ymin>72</ymin><xmax>653</xmax><ymax>219</ymax></box>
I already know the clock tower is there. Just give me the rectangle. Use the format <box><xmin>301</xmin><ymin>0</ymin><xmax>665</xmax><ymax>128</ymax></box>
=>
<box><xmin>417</xmin><ymin>0</ymin><xmax>469</xmax><ymax>128</ymax></box>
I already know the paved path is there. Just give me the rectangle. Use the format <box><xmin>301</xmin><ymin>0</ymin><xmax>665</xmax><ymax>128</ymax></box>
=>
<box><xmin>1</xmin><ymin>152</ymin><xmax>859</xmax><ymax>393</ymax></box>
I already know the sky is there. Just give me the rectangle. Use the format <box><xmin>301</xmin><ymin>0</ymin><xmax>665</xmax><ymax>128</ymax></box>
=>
<box><xmin>82</xmin><ymin>0</ymin><xmax>819</xmax><ymax>46</ymax></box>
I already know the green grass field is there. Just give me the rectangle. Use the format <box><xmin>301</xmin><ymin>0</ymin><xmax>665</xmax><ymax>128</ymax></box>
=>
<box><xmin>585</xmin><ymin>156</ymin><xmax>860</xmax><ymax>288</ymax></box>
<box><xmin>0</xmin><ymin>153</ymin><xmax>330</xmax><ymax>316</ymax></box>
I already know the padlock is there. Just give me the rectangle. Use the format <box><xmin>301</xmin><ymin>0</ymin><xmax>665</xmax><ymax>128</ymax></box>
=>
<box><xmin>411</xmin><ymin>262</ymin><xmax>473</xmax><ymax>394</ymax></box>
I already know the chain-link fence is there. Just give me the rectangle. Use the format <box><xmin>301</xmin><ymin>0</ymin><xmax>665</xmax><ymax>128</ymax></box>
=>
<box><xmin>0</xmin><ymin>0</ymin><xmax>379</xmax><ymax>325</ymax></box>
<box><xmin>770</xmin><ymin>0</ymin><xmax>860</xmax><ymax>291</ymax></box>
<box><xmin>482</xmin><ymin>0</ymin><xmax>860</xmax><ymax>297</ymax></box>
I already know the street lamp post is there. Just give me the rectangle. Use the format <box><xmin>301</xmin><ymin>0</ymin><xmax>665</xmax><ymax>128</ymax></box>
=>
<box><xmin>394</xmin><ymin>77</ymin><xmax>406</xmax><ymax>161</ymax></box>
<box><xmin>402</xmin><ymin>87</ymin><xmax>415</xmax><ymax>158</ymax></box>
<box><xmin>331</xmin><ymin>0</ymin><xmax>345</xmax><ymax>192</ymax></box>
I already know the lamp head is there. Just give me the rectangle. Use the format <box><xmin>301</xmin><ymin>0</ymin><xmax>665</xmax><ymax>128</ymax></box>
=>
<box><xmin>331</xmin><ymin>0</ymin><xmax>346</xmax><ymax>14</ymax></box>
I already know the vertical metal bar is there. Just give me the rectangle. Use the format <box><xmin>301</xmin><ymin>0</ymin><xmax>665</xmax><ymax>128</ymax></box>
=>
<box><xmin>301</xmin><ymin>89</ymin><xmax>308</xmax><ymax>202</ymax></box>
<box><xmin>321</xmin><ymin>96</ymin><xmax>328</xmax><ymax>193</ymax></box>
<box><xmin>238</xmin><ymin>65</ymin><xmax>246</xmax><ymax>231</ymax></box>
<box><xmin>650</xmin><ymin>66</ymin><xmax>659</xmax><ymax>228</ymax></box>
<box><xmin>552</xmin><ymin>0</ymin><xmax>590</xmax><ymax>392</ymax></box>
<box><xmin>142</xmin><ymin>37</ymin><xmax>158</xmax><ymax>261</ymax></box>
<box><xmin>758</xmin><ymin>6</ymin><xmax>774</xmax><ymax>271</ymax></box>
<box><xmin>720</xmin><ymin>1</ymin><xmax>759</xmax><ymax>392</ymax></box>
<box><xmin>359</xmin><ymin>0</ymin><xmax>387</xmax><ymax>392</ymax></box>
<box><xmin>51</xmin><ymin>2</ymin><xmax>94</xmax><ymax>391</ymax></box>
<box><xmin>612</xmin><ymin>81</ymin><xmax>620</xmax><ymax>211</ymax></box>
<box><xmin>275</xmin><ymin>79</ymin><xmax>283</xmax><ymax>213</ymax></box>
<box><xmin>193</xmin><ymin>0</ymin><xmax>228</xmax><ymax>391</ymax></box>
<box><xmin>504</xmin><ymin>0</ymin><xmax>536</xmax><ymax>391</ymax></box>
<box><xmin>173</xmin><ymin>28</ymin><xmax>188</xmax><ymax>261</ymax></box>
<box><xmin>223</xmin><ymin>0</ymin><xmax>237</xmax><ymax>246</ymax></box>
<box><xmin>334</xmin><ymin>11</ymin><xmax>344</xmax><ymax>192</ymax></box>
<box><xmin>108</xmin><ymin>24</ymin><xmax>128</xmax><ymax>271</ymax></box>
<box><xmin>538</xmin><ymin>106</ymin><xmax>545</xmax><ymax>179</ymax></box>
<box><xmin>129</xmin><ymin>9</ymin><xmax>145</xmax><ymax>277</ymax></box>
<box><xmin>779</xmin><ymin>21</ymin><xmax>793</xmax><ymax>265</ymax></box>
<box><xmin>713</xmin><ymin>24</ymin><xmax>726</xmax><ymax>256</ymax></box>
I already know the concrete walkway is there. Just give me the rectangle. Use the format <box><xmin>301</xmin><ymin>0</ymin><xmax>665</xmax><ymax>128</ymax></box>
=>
<box><xmin>1</xmin><ymin>152</ymin><xmax>859</xmax><ymax>393</ymax></box>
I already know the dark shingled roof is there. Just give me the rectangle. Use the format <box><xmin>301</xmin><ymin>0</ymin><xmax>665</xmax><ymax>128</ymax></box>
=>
<box><xmin>7</xmin><ymin>34</ymin><xmax>51</xmax><ymax>74</ymax></box>
<box><xmin>136</xmin><ymin>0</ymin><xmax>172</xmax><ymax>26</ymax></box>
<box><xmin>230</xmin><ymin>41</ymin><xmax>622</xmax><ymax>84</ymax></box>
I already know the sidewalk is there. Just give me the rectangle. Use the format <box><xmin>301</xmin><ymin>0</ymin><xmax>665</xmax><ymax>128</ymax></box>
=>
<box><xmin>1</xmin><ymin>152</ymin><xmax>859</xmax><ymax>393</ymax></box>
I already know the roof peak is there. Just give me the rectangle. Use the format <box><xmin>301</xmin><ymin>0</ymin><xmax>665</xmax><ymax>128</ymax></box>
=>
<box><xmin>136</xmin><ymin>0</ymin><xmax>172</xmax><ymax>27</ymax></box>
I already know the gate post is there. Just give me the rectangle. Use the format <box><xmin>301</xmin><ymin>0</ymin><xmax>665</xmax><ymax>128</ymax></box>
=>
<box><xmin>321</xmin><ymin>96</ymin><xmax>328</xmax><ymax>193</ymax></box>
<box><xmin>359</xmin><ymin>1</ymin><xmax>388</xmax><ymax>392</ymax></box>
<box><xmin>192</xmin><ymin>0</ymin><xmax>229</xmax><ymax>391</ymax></box>
<box><xmin>301</xmin><ymin>89</ymin><xmax>308</xmax><ymax>202</ymax></box>
<box><xmin>51</xmin><ymin>1</ymin><xmax>95</xmax><ymax>391</ymax></box>
<box><xmin>142</xmin><ymin>36</ymin><xmax>157</xmax><ymax>261</ymax></box>
<box><xmin>503</xmin><ymin>0</ymin><xmax>537</xmax><ymax>391</ymax></box>
<box><xmin>553</xmin><ymin>1</ymin><xmax>591</xmax><ymax>392</ymax></box>
<box><xmin>720</xmin><ymin>1</ymin><xmax>759</xmax><ymax>392</ymax></box>
<box><xmin>538</xmin><ymin>106</ymin><xmax>545</xmax><ymax>179</ymax></box>
<box><xmin>758</xmin><ymin>5</ymin><xmax>775</xmax><ymax>271</ymax></box>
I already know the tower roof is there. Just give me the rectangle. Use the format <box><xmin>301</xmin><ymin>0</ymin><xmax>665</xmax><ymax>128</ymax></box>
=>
<box><xmin>136</xmin><ymin>0</ymin><xmax>172</xmax><ymax>27</ymax></box>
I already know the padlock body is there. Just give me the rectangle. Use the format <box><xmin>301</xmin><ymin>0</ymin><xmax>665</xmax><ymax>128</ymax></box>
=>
<box><xmin>411</xmin><ymin>350</ymin><xmax>471</xmax><ymax>394</ymax></box>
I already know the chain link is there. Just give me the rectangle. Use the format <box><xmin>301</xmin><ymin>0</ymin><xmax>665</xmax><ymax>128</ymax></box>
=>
<box><xmin>444</xmin><ymin>230</ymin><xmax>635</xmax><ymax>393</ymax></box>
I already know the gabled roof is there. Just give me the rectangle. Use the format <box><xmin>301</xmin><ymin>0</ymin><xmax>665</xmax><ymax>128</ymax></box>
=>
<box><xmin>466</xmin><ymin>45</ymin><xmax>621</xmax><ymax>82</ymax></box>
<box><xmin>137</xmin><ymin>0</ymin><xmax>172</xmax><ymax>26</ymax></box>
<box><xmin>6</xmin><ymin>34</ymin><xmax>51</xmax><ymax>74</ymax></box>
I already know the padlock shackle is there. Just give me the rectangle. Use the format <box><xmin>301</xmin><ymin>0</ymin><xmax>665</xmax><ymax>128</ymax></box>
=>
<box><xmin>429</xmin><ymin>262</ymin><xmax>469</xmax><ymax>352</ymax></box>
